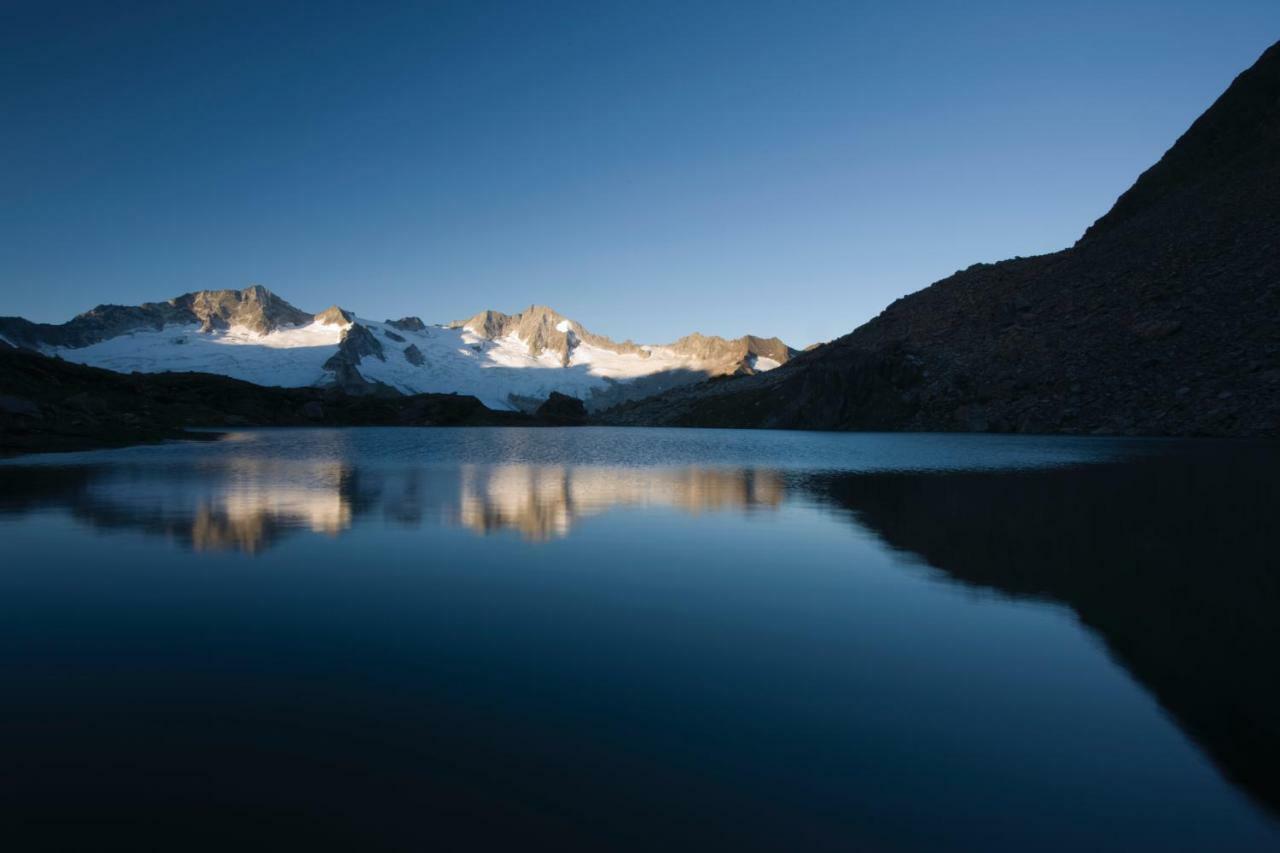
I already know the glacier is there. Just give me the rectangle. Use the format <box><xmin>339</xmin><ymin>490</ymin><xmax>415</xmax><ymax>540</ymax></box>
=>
<box><xmin>47</xmin><ymin>310</ymin><xmax>785</xmax><ymax>412</ymax></box>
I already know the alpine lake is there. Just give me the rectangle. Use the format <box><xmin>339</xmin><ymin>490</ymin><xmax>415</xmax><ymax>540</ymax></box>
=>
<box><xmin>2</xmin><ymin>427</ymin><xmax>1277</xmax><ymax>851</ymax></box>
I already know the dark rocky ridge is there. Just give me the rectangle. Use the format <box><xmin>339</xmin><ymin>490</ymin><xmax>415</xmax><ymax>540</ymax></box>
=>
<box><xmin>386</xmin><ymin>316</ymin><xmax>427</xmax><ymax>333</ymax></box>
<box><xmin>320</xmin><ymin>324</ymin><xmax>391</xmax><ymax>393</ymax></box>
<box><xmin>600</xmin><ymin>41</ymin><xmax>1280</xmax><ymax>437</ymax></box>
<box><xmin>534</xmin><ymin>391</ymin><xmax>588</xmax><ymax>425</ymax></box>
<box><xmin>0</xmin><ymin>345</ymin><xmax>538</xmax><ymax>455</ymax></box>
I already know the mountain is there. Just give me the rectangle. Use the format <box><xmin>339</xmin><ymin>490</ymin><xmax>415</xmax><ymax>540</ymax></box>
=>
<box><xmin>600</xmin><ymin>40</ymin><xmax>1280</xmax><ymax>437</ymax></box>
<box><xmin>0</xmin><ymin>293</ymin><xmax>794</xmax><ymax>413</ymax></box>
<box><xmin>0</xmin><ymin>285</ymin><xmax>313</xmax><ymax>347</ymax></box>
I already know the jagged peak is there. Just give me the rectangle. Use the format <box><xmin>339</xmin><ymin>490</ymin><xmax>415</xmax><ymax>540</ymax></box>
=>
<box><xmin>520</xmin><ymin>304</ymin><xmax>569</xmax><ymax>322</ymax></box>
<box><xmin>172</xmin><ymin>283</ymin><xmax>280</xmax><ymax>306</ymax></box>
<box><xmin>446</xmin><ymin>304</ymin><xmax>794</xmax><ymax>368</ymax></box>
<box><xmin>173</xmin><ymin>286</ymin><xmax>312</xmax><ymax>335</ymax></box>
<box><xmin>450</xmin><ymin>309</ymin><xmax>511</xmax><ymax>338</ymax></box>
<box><xmin>452</xmin><ymin>305</ymin><xmax>570</xmax><ymax>334</ymax></box>
<box><xmin>315</xmin><ymin>305</ymin><xmax>354</xmax><ymax>326</ymax></box>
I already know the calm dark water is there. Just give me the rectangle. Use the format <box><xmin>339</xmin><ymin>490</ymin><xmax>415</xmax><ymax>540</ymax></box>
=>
<box><xmin>1</xmin><ymin>427</ymin><xmax>1277</xmax><ymax>851</ymax></box>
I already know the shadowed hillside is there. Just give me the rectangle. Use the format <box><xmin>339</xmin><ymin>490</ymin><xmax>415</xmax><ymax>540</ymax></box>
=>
<box><xmin>601</xmin><ymin>41</ymin><xmax>1280</xmax><ymax>436</ymax></box>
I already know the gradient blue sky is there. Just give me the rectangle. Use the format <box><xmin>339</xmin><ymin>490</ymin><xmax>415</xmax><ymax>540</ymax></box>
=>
<box><xmin>3</xmin><ymin>1</ymin><xmax>1278</xmax><ymax>346</ymax></box>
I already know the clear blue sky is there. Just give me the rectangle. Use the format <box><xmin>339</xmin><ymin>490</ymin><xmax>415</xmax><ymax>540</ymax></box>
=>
<box><xmin>3</xmin><ymin>1</ymin><xmax>1277</xmax><ymax>347</ymax></box>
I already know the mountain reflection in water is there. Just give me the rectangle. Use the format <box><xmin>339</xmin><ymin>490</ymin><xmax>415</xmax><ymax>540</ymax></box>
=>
<box><xmin>0</xmin><ymin>432</ymin><xmax>1277</xmax><ymax>834</ymax></box>
<box><xmin>458</xmin><ymin>465</ymin><xmax>785</xmax><ymax>539</ymax></box>
<box><xmin>0</xmin><ymin>460</ymin><xmax>788</xmax><ymax>550</ymax></box>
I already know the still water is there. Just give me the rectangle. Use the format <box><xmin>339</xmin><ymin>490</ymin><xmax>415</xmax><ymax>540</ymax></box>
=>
<box><xmin>1</xmin><ymin>427</ymin><xmax>1277</xmax><ymax>851</ymax></box>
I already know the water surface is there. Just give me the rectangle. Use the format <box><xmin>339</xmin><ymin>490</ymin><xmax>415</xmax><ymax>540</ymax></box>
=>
<box><xmin>2</xmin><ymin>428</ymin><xmax>1277</xmax><ymax>851</ymax></box>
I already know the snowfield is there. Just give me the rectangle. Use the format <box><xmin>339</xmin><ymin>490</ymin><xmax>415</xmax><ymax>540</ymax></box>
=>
<box><xmin>51</xmin><ymin>315</ymin><xmax>779</xmax><ymax>411</ymax></box>
<box><xmin>53</xmin><ymin>321</ymin><xmax>346</xmax><ymax>388</ymax></box>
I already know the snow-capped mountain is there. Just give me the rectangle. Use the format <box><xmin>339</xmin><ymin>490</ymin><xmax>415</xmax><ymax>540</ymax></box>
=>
<box><xmin>0</xmin><ymin>286</ymin><xmax>794</xmax><ymax>411</ymax></box>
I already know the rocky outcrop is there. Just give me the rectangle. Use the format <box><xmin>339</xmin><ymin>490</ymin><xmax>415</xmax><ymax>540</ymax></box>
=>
<box><xmin>599</xmin><ymin>40</ymin><xmax>1280</xmax><ymax>437</ymax></box>
<box><xmin>403</xmin><ymin>344</ymin><xmax>425</xmax><ymax>366</ymax></box>
<box><xmin>321</xmin><ymin>323</ymin><xmax>387</xmax><ymax>392</ymax></box>
<box><xmin>534</xmin><ymin>392</ymin><xmax>587</xmax><ymax>425</ymax></box>
<box><xmin>314</xmin><ymin>305</ymin><xmax>354</xmax><ymax>326</ymax></box>
<box><xmin>386</xmin><ymin>316</ymin><xmax>426</xmax><ymax>333</ymax></box>
<box><xmin>337</xmin><ymin>324</ymin><xmax>384</xmax><ymax>364</ymax></box>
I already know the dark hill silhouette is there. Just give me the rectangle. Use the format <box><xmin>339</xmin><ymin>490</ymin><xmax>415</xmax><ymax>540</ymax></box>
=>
<box><xmin>0</xmin><ymin>345</ymin><xmax>537</xmax><ymax>454</ymax></box>
<box><xmin>601</xmin><ymin>40</ymin><xmax>1280</xmax><ymax>436</ymax></box>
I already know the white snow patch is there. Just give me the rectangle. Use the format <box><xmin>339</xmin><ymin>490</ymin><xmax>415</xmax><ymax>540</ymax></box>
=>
<box><xmin>55</xmin><ymin>320</ymin><xmax>344</xmax><ymax>388</ymax></box>
<box><xmin>754</xmin><ymin>356</ymin><xmax>781</xmax><ymax>371</ymax></box>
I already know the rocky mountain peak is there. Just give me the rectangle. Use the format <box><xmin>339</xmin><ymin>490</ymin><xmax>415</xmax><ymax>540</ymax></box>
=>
<box><xmin>315</xmin><ymin>306</ymin><xmax>354</xmax><ymax>326</ymax></box>
<box><xmin>453</xmin><ymin>306</ymin><xmax>577</xmax><ymax>365</ymax></box>
<box><xmin>452</xmin><ymin>309</ymin><xmax>511</xmax><ymax>339</ymax></box>
<box><xmin>175</xmin><ymin>285</ymin><xmax>313</xmax><ymax>334</ymax></box>
<box><xmin>669</xmin><ymin>332</ymin><xmax>796</xmax><ymax>371</ymax></box>
<box><xmin>510</xmin><ymin>306</ymin><xmax>576</xmax><ymax>364</ymax></box>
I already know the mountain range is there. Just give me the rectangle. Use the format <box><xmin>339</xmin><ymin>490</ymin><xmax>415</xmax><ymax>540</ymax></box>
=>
<box><xmin>0</xmin><ymin>290</ymin><xmax>794</xmax><ymax>413</ymax></box>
